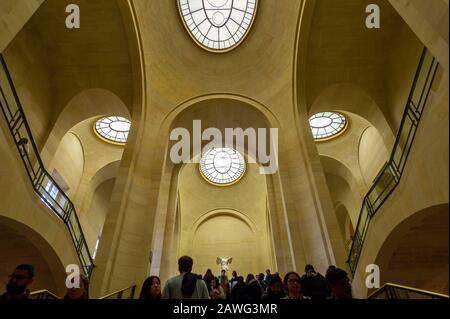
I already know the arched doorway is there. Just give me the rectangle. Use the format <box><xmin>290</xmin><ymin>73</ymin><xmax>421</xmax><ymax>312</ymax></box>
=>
<box><xmin>0</xmin><ymin>216</ymin><xmax>66</xmax><ymax>295</ymax></box>
<box><xmin>374</xmin><ymin>204</ymin><xmax>449</xmax><ymax>295</ymax></box>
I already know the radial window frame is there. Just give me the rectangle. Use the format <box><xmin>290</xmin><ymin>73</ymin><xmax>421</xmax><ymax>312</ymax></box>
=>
<box><xmin>93</xmin><ymin>116</ymin><xmax>131</xmax><ymax>146</ymax></box>
<box><xmin>309</xmin><ymin>111</ymin><xmax>349</xmax><ymax>142</ymax></box>
<box><xmin>177</xmin><ymin>0</ymin><xmax>259</xmax><ymax>53</ymax></box>
<box><xmin>199</xmin><ymin>147</ymin><xmax>246</xmax><ymax>186</ymax></box>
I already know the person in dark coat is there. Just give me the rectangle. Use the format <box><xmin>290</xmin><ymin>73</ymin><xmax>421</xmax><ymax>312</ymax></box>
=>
<box><xmin>1</xmin><ymin>264</ymin><xmax>34</xmax><ymax>300</ymax></box>
<box><xmin>262</xmin><ymin>274</ymin><xmax>285</xmax><ymax>300</ymax></box>
<box><xmin>231</xmin><ymin>276</ymin><xmax>248</xmax><ymax>299</ymax></box>
<box><xmin>326</xmin><ymin>267</ymin><xmax>353</xmax><ymax>299</ymax></box>
<box><xmin>246</xmin><ymin>274</ymin><xmax>263</xmax><ymax>300</ymax></box>
<box><xmin>301</xmin><ymin>264</ymin><xmax>330</xmax><ymax>299</ymax></box>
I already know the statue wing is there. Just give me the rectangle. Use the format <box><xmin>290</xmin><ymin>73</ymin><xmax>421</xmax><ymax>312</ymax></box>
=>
<box><xmin>228</xmin><ymin>258</ymin><xmax>232</xmax><ymax>264</ymax></box>
<box><xmin>216</xmin><ymin>257</ymin><xmax>222</xmax><ymax>265</ymax></box>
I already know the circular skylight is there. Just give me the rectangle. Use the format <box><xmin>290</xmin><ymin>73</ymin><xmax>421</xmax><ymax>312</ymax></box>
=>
<box><xmin>309</xmin><ymin>112</ymin><xmax>347</xmax><ymax>141</ymax></box>
<box><xmin>200</xmin><ymin>148</ymin><xmax>246</xmax><ymax>186</ymax></box>
<box><xmin>177</xmin><ymin>0</ymin><xmax>258</xmax><ymax>52</ymax></box>
<box><xmin>94</xmin><ymin>116</ymin><xmax>131</xmax><ymax>145</ymax></box>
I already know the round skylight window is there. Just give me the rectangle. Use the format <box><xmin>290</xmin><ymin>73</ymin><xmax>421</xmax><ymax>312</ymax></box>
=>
<box><xmin>309</xmin><ymin>112</ymin><xmax>348</xmax><ymax>141</ymax></box>
<box><xmin>200</xmin><ymin>148</ymin><xmax>246</xmax><ymax>186</ymax></box>
<box><xmin>177</xmin><ymin>0</ymin><xmax>258</xmax><ymax>52</ymax></box>
<box><xmin>94</xmin><ymin>116</ymin><xmax>131</xmax><ymax>145</ymax></box>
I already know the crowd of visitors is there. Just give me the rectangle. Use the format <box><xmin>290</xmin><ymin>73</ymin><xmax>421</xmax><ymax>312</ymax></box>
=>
<box><xmin>146</xmin><ymin>256</ymin><xmax>353</xmax><ymax>300</ymax></box>
<box><xmin>1</xmin><ymin>257</ymin><xmax>353</xmax><ymax>300</ymax></box>
<box><xmin>0</xmin><ymin>264</ymin><xmax>90</xmax><ymax>299</ymax></box>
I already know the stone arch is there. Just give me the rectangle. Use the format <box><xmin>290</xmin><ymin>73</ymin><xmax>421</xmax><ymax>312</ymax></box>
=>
<box><xmin>0</xmin><ymin>215</ymin><xmax>67</xmax><ymax>296</ymax></box>
<box><xmin>334</xmin><ymin>203</ymin><xmax>354</xmax><ymax>253</ymax></box>
<box><xmin>358</xmin><ymin>126</ymin><xmax>391</xmax><ymax>187</ymax></box>
<box><xmin>156</xmin><ymin>149</ymin><xmax>276</xmax><ymax>281</ymax></box>
<box><xmin>0</xmin><ymin>130</ymin><xmax>82</xmax><ymax>295</ymax></box>
<box><xmin>42</xmin><ymin>88</ymin><xmax>131</xmax><ymax>164</ymax></box>
<box><xmin>53</xmin><ymin>111</ymin><xmax>126</xmax><ymax>211</ymax></box>
<box><xmin>175</xmin><ymin>145</ymin><xmax>273</xmax><ymax>261</ymax></box>
<box><xmin>320</xmin><ymin>154</ymin><xmax>365</xmax><ymax>214</ymax></box>
<box><xmin>156</xmin><ymin>94</ymin><xmax>280</xmax><ymax>174</ymax></box>
<box><xmin>191</xmin><ymin>208</ymin><xmax>259</xmax><ymax>235</ymax></box>
<box><xmin>187</xmin><ymin>209</ymin><xmax>268</xmax><ymax>276</ymax></box>
<box><xmin>88</xmin><ymin>161</ymin><xmax>121</xmax><ymax>195</ymax></box>
<box><xmin>77</xmin><ymin>160</ymin><xmax>121</xmax><ymax>250</ymax></box>
<box><xmin>151</xmin><ymin>94</ymin><xmax>313</xmax><ymax>278</ymax></box>
<box><xmin>315</xmin><ymin>109</ymin><xmax>390</xmax><ymax>193</ymax></box>
<box><xmin>320</xmin><ymin>154</ymin><xmax>360</xmax><ymax>193</ymax></box>
<box><xmin>77</xmin><ymin>159</ymin><xmax>120</xmax><ymax>216</ymax></box>
<box><xmin>82</xmin><ymin>178</ymin><xmax>116</xmax><ymax>254</ymax></box>
<box><xmin>48</xmin><ymin>132</ymin><xmax>85</xmax><ymax>197</ymax></box>
<box><xmin>154</xmin><ymin>96</ymin><xmax>278</xmax><ymax>277</ymax></box>
<box><xmin>161</xmin><ymin>93</ymin><xmax>280</xmax><ymax>133</ymax></box>
<box><xmin>309</xmin><ymin>83</ymin><xmax>394</xmax><ymax>149</ymax></box>
<box><xmin>373</xmin><ymin>203</ymin><xmax>449</xmax><ymax>295</ymax></box>
<box><xmin>160</xmin><ymin>94</ymin><xmax>280</xmax><ymax>178</ymax></box>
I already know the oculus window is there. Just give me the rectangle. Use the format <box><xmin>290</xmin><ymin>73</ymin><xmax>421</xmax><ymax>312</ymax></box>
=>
<box><xmin>94</xmin><ymin>116</ymin><xmax>131</xmax><ymax>145</ymax></box>
<box><xmin>309</xmin><ymin>112</ymin><xmax>348</xmax><ymax>141</ymax></box>
<box><xmin>177</xmin><ymin>0</ymin><xmax>258</xmax><ymax>52</ymax></box>
<box><xmin>200</xmin><ymin>148</ymin><xmax>245</xmax><ymax>186</ymax></box>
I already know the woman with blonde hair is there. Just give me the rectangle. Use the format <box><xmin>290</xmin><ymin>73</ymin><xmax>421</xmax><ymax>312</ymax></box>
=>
<box><xmin>64</xmin><ymin>274</ymin><xmax>89</xmax><ymax>299</ymax></box>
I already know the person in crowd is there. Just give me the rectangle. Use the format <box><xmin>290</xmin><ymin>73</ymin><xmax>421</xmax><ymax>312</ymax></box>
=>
<box><xmin>262</xmin><ymin>274</ymin><xmax>285</xmax><ymax>300</ymax></box>
<box><xmin>282</xmin><ymin>271</ymin><xmax>310</xmax><ymax>299</ymax></box>
<box><xmin>139</xmin><ymin>276</ymin><xmax>161</xmax><ymax>299</ymax></box>
<box><xmin>301</xmin><ymin>264</ymin><xmax>330</xmax><ymax>299</ymax></box>
<box><xmin>162</xmin><ymin>256</ymin><xmax>209</xmax><ymax>299</ymax></box>
<box><xmin>326</xmin><ymin>265</ymin><xmax>337</xmax><ymax>277</ymax></box>
<box><xmin>218</xmin><ymin>270</ymin><xmax>229</xmax><ymax>292</ymax></box>
<box><xmin>231</xmin><ymin>276</ymin><xmax>248</xmax><ymax>299</ymax></box>
<box><xmin>64</xmin><ymin>273</ymin><xmax>90</xmax><ymax>299</ymax></box>
<box><xmin>210</xmin><ymin>277</ymin><xmax>226</xmax><ymax>299</ymax></box>
<box><xmin>203</xmin><ymin>269</ymin><xmax>214</xmax><ymax>294</ymax></box>
<box><xmin>325</xmin><ymin>267</ymin><xmax>353</xmax><ymax>299</ymax></box>
<box><xmin>257</xmin><ymin>273</ymin><xmax>267</xmax><ymax>291</ymax></box>
<box><xmin>264</xmin><ymin>269</ymin><xmax>272</xmax><ymax>284</ymax></box>
<box><xmin>245</xmin><ymin>273</ymin><xmax>263</xmax><ymax>300</ymax></box>
<box><xmin>229</xmin><ymin>270</ymin><xmax>239</xmax><ymax>290</ymax></box>
<box><xmin>219</xmin><ymin>273</ymin><xmax>230</xmax><ymax>299</ymax></box>
<box><xmin>1</xmin><ymin>264</ymin><xmax>34</xmax><ymax>299</ymax></box>
<box><xmin>218</xmin><ymin>269</ymin><xmax>228</xmax><ymax>284</ymax></box>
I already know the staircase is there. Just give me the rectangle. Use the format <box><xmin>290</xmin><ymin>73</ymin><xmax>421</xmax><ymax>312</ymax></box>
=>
<box><xmin>368</xmin><ymin>283</ymin><xmax>449</xmax><ymax>299</ymax></box>
<box><xmin>29</xmin><ymin>285</ymin><xmax>137</xmax><ymax>299</ymax></box>
<box><xmin>0</xmin><ymin>54</ymin><xmax>94</xmax><ymax>277</ymax></box>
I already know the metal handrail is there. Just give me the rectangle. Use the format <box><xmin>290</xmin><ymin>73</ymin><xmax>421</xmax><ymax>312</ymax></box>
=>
<box><xmin>29</xmin><ymin>285</ymin><xmax>137</xmax><ymax>299</ymax></box>
<box><xmin>347</xmin><ymin>48</ymin><xmax>439</xmax><ymax>274</ymax></box>
<box><xmin>29</xmin><ymin>289</ymin><xmax>60</xmax><ymax>299</ymax></box>
<box><xmin>0</xmin><ymin>54</ymin><xmax>95</xmax><ymax>278</ymax></box>
<box><xmin>368</xmin><ymin>283</ymin><xmax>449</xmax><ymax>299</ymax></box>
<box><xmin>99</xmin><ymin>285</ymin><xmax>137</xmax><ymax>299</ymax></box>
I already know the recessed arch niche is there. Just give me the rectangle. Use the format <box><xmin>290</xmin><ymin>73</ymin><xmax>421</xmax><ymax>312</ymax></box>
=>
<box><xmin>155</xmin><ymin>95</ymin><xmax>282</xmax><ymax>281</ymax></box>
<box><xmin>188</xmin><ymin>209</ymin><xmax>269</xmax><ymax>276</ymax></box>
<box><xmin>177</xmin><ymin>161</ymin><xmax>273</xmax><ymax>277</ymax></box>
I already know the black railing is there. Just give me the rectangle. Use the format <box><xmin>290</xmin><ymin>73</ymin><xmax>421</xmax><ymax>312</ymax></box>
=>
<box><xmin>368</xmin><ymin>283</ymin><xmax>449</xmax><ymax>299</ymax></box>
<box><xmin>0</xmin><ymin>55</ymin><xmax>94</xmax><ymax>278</ymax></box>
<box><xmin>347</xmin><ymin>48</ymin><xmax>439</xmax><ymax>274</ymax></box>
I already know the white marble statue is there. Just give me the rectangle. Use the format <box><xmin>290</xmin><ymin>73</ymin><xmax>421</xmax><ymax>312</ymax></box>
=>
<box><xmin>216</xmin><ymin>257</ymin><xmax>233</xmax><ymax>271</ymax></box>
